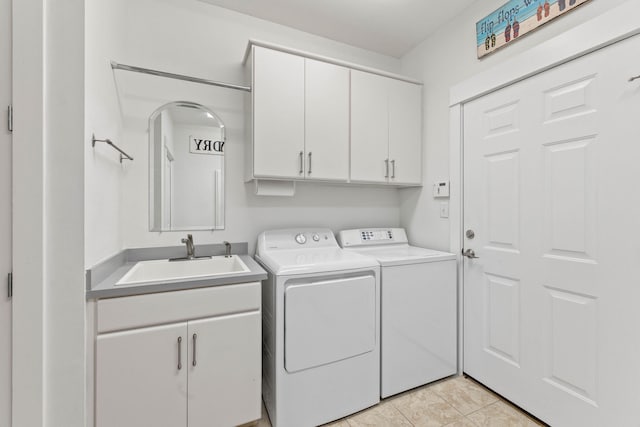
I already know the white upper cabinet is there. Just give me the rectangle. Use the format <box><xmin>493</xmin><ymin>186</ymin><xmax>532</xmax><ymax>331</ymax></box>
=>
<box><xmin>388</xmin><ymin>79</ymin><xmax>422</xmax><ymax>185</ymax></box>
<box><xmin>247</xmin><ymin>43</ymin><xmax>422</xmax><ymax>187</ymax></box>
<box><xmin>252</xmin><ymin>47</ymin><xmax>305</xmax><ymax>179</ymax></box>
<box><xmin>250</xmin><ymin>46</ymin><xmax>350</xmax><ymax>182</ymax></box>
<box><xmin>351</xmin><ymin>70</ymin><xmax>422</xmax><ymax>185</ymax></box>
<box><xmin>304</xmin><ymin>58</ymin><xmax>350</xmax><ymax>181</ymax></box>
<box><xmin>350</xmin><ymin>71</ymin><xmax>390</xmax><ymax>183</ymax></box>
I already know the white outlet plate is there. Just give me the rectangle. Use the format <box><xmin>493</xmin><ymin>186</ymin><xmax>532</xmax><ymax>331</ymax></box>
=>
<box><xmin>440</xmin><ymin>202</ymin><xmax>449</xmax><ymax>218</ymax></box>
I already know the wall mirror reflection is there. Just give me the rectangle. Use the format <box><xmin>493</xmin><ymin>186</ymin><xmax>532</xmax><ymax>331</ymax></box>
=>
<box><xmin>149</xmin><ymin>101</ymin><xmax>225</xmax><ymax>231</ymax></box>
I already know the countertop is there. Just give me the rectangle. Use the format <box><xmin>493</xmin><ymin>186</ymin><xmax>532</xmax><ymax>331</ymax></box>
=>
<box><xmin>86</xmin><ymin>243</ymin><xmax>267</xmax><ymax>299</ymax></box>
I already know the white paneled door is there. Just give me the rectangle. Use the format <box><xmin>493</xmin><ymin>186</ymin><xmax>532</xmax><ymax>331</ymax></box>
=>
<box><xmin>1</xmin><ymin>0</ymin><xmax>11</xmax><ymax>423</ymax></box>
<box><xmin>463</xmin><ymin>34</ymin><xmax>640</xmax><ymax>426</ymax></box>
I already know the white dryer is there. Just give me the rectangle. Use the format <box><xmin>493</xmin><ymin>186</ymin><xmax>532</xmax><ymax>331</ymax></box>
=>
<box><xmin>255</xmin><ymin>228</ymin><xmax>380</xmax><ymax>427</ymax></box>
<box><xmin>338</xmin><ymin>228</ymin><xmax>457</xmax><ymax>398</ymax></box>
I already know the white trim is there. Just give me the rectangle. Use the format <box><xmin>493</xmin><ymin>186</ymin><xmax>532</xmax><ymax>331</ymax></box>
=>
<box><xmin>13</xmin><ymin>1</ymin><xmax>86</xmax><ymax>425</ymax></box>
<box><xmin>448</xmin><ymin>104</ymin><xmax>463</xmax><ymax>375</ymax></box>
<box><xmin>450</xmin><ymin>0</ymin><xmax>640</xmax><ymax>106</ymax></box>
<box><xmin>243</xmin><ymin>39</ymin><xmax>423</xmax><ymax>85</ymax></box>
<box><xmin>449</xmin><ymin>0</ymin><xmax>640</xmax><ymax>376</ymax></box>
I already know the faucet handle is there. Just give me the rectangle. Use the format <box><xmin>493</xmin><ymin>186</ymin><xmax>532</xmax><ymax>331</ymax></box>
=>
<box><xmin>180</xmin><ymin>234</ymin><xmax>196</xmax><ymax>259</ymax></box>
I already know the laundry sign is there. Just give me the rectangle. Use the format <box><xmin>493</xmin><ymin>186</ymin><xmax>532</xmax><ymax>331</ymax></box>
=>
<box><xmin>476</xmin><ymin>0</ymin><xmax>591</xmax><ymax>58</ymax></box>
<box><xmin>190</xmin><ymin>135</ymin><xmax>224</xmax><ymax>156</ymax></box>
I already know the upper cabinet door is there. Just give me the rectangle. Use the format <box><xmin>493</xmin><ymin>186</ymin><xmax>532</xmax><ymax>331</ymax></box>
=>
<box><xmin>388</xmin><ymin>80</ymin><xmax>422</xmax><ymax>185</ymax></box>
<box><xmin>304</xmin><ymin>59</ymin><xmax>349</xmax><ymax>182</ymax></box>
<box><xmin>350</xmin><ymin>70</ymin><xmax>390</xmax><ymax>183</ymax></box>
<box><xmin>253</xmin><ymin>47</ymin><xmax>305</xmax><ymax>179</ymax></box>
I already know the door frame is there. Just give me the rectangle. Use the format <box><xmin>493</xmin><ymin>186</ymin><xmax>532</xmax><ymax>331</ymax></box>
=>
<box><xmin>1</xmin><ymin>0</ymin><xmax>10</xmax><ymax>424</ymax></box>
<box><xmin>448</xmin><ymin>0</ymin><xmax>640</xmax><ymax>374</ymax></box>
<box><xmin>12</xmin><ymin>0</ymin><xmax>85</xmax><ymax>425</ymax></box>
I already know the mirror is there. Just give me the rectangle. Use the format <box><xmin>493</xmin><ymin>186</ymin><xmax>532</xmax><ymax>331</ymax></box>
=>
<box><xmin>149</xmin><ymin>101</ymin><xmax>225</xmax><ymax>231</ymax></box>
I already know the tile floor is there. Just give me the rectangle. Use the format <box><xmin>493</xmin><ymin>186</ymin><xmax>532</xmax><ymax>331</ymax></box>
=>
<box><xmin>257</xmin><ymin>376</ymin><xmax>547</xmax><ymax>427</ymax></box>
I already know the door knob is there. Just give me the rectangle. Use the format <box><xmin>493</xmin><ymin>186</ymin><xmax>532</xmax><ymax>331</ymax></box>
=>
<box><xmin>462</xmin><ymin>248</ymin><xmax>479</xmax><ymax>259</ymax></box>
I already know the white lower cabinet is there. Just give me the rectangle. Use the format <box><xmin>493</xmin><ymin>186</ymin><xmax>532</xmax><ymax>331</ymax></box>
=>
<box><xmin>94</xmin><ymin>283</ymin><xmax>261</xmax><ymax>427</ymax></box>
<box><xmin>96</xmin><ymin>323</ymin><xmax>188</xmax><ymax>427</ymax></box>
<box><xmin>188</xmin><ymin>313</ymin><xmax>261</xmax><ymax>427</ymax></box>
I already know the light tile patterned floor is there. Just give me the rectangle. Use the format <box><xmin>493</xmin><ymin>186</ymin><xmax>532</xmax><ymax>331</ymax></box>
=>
<box><xmin>258</xmin><ymin>376</ymin><xmax>547</xmax><ymax>427</ymax></box>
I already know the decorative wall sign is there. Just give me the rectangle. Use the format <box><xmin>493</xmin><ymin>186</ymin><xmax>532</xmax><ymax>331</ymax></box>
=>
<box><xmin>476</xmin><ymin>0</ymin><xmax>591</xmax><ymax>58</ymax></box>
<box><xmin>189</xmin><ymin>135</ymin><xmax>224</xmax><ymax>155</ymax></box>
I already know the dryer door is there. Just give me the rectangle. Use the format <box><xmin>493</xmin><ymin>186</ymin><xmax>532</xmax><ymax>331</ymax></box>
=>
<box><xmin>284</xmin><ymin>274</ymin><xmax>376</xmax><ymax>373</ymax></box>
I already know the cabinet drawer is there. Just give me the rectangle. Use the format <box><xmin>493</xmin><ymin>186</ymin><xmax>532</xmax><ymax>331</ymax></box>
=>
<box><xmin>97</xmin><ymin>282</ymin><xmax>261</xmax><ymax>333</ymax></box>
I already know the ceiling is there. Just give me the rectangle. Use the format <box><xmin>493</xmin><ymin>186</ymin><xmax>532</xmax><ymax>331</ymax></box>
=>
<box><xmin>198</xmin><ymin>0</ymin><xmax>477</xmax><ymax>58</ymax></box>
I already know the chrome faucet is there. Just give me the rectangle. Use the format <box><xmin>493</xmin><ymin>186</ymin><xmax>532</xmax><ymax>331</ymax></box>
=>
<box><xmin>223</xmin><ymin>241</ymin><xmax>231</xmax><ymax>258</ymax></box>
<box><xmin>182</xmin><ymin>234</ymin><xmax>196</xmax><ymax>259</ymax></box>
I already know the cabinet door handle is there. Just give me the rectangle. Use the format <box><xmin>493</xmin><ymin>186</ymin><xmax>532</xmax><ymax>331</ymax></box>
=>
<box><xmin>192</xmin><ymin>333</ymin><xmax>197</xmax><ymax>367</ymax></box>
<box><xmin>308</xmin><ymin>152</ymin><xmax>312</xmax><ymax>174</ymax></box>
<box><xmin>384</xmin><ymin>159</ymin><xmax>389</xmax><ymax>178</ymax></box>
<box><xmin>391</xmin><ymin>160</ymin><xmax>396</xmax><ymax>179</ymax></box>
<box><xmin>299</xmin><ymin>151</ymin><xmax>304</xmax><ymax>175</ymax></box>
<box><xmin>177</xmin><ymin>336</ymin><xmax>182</xmax><ymax>370</ymax></box>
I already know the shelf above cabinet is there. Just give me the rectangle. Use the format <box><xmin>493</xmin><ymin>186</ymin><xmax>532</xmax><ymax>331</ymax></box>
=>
<box><xmin>243</xmin><ymin>39</ymin><xmax>422</xmax><ymax>85</ymax></box>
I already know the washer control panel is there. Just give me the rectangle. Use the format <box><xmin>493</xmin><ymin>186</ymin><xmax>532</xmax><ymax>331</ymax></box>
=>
<box><xmin>361</xmin><ymin>230</ymin><xmax>394</xmax><ymax>241</ymax></box>
<box><xmin>338</xmin><ymin>228</ymin><xmax>409</xmax><ymax>247</ymax></box>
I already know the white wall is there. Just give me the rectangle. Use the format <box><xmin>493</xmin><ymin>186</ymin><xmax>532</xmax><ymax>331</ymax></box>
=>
<box><xmin>399</xmin><ymin>0</ymin><xmax>631</xmax><ymax>251</ymax></box>
<box><xmin>85</xmin><ymin>0</ymin><xmax>127</xmax><ymax>266</ymax></box>
<box><xmin>44</xmin><ymin>0</ymin><xmax>86</xmax><ymax>424</ymax></box>
<box><xmin>86</xmin><ymin>0</ymin><xmax>404</xmax><ymax>266</ymax></box>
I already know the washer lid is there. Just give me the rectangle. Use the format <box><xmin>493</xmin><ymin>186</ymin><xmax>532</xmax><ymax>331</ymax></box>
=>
<box><xmin>256</xmin><ymin>248</ymin><xmax>378</xmax><ymax>275</ymax></box>
<box><xmin>345</xmin><ymin>245</ymin><xmax>456</xmax><ymax>267</ymax></box>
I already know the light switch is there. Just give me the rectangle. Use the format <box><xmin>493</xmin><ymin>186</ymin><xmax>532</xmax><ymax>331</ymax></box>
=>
<box><xmin>433</xmin><ymin>181</ymin><xmax>450</xmax><ymax>198</ymax></box>
<box><xmin>440</xmin><ymin>202</ymin><xmax>449</xmax><ymax>218</ymax></box>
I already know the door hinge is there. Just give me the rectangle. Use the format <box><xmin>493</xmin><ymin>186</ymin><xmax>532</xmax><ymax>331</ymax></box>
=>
<box><xmin>7</xmin><ymin>104</ymin><xmax>13</xmax><ymax>132</ymax></box>
<box><xmin>7</xmin><ymin>273</ymin><xmax>12</xmax><ymax>299</ymax></box>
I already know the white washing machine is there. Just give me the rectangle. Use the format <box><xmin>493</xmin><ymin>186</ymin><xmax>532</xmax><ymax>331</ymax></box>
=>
<box><xmin>255</xmin><ymin>228</ymin><xmax>380</xmax><ymax>427</ymax></box>
<box><xmin>338</xmin><ymin>228</ymin><xmax>457</xmax><ymax>398</ymax></box>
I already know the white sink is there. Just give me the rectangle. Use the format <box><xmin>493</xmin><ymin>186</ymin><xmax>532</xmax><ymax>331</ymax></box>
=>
<box><xmin>116</xmin><ymin>255</ymin><xmax>250</xmax><ymax>286</ymax></box>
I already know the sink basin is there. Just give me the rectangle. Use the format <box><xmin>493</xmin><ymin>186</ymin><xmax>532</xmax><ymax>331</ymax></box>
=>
<box><xmin>116</xmin><ymin>255</ymin><xmax>250</xmax><ymax>286</ymax></box>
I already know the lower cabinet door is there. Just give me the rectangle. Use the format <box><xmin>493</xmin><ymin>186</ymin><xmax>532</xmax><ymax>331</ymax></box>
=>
<box><xmin>96</xmin><ymin>323</ymin><xmax>189</xmax><ymax>427</ymax></box>
<box><xmin>187</xmin><ymin>312</ymin><xmax>261</xmax><ymax>427</ymax></box>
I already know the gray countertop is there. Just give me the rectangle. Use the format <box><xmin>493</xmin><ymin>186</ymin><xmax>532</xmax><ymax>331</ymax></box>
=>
<box><xmin>86</xmin><ymin>243</ymin><xmax>267</xmax><ymax>299</ymax></box>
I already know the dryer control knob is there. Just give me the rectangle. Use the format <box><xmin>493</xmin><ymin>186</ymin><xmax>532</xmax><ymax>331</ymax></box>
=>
<box><xmin>312</xmin><ymin>234</ymin><xmax>320</xmax><ymax>242</ymax></box>
<box><xmin>295</xmin><ymin>233</ymin><xmax>307</xmax><ymax>244</ymax></box>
